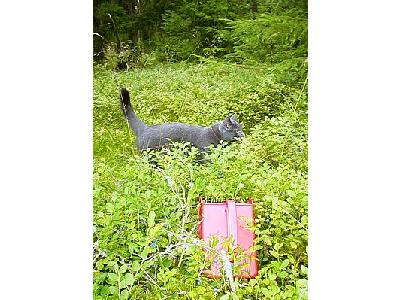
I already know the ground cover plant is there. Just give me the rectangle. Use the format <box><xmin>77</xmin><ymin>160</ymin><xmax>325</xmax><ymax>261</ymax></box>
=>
<box><xmin>93</xmin><ymin>59</ymin><xmax>308</xmax><ymax>299</ymax></box>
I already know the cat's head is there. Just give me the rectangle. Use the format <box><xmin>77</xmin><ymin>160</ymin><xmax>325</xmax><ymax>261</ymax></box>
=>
<box><xmin>219</xmin><ymin>114</ymin><xmax>245</xmax><ymax>141</ymax></box>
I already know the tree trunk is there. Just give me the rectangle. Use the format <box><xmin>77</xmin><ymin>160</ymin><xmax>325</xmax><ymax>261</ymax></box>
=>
<box><xmin>250</xmin><ymin>0</ymin><xmax>258</xmax><ymax>14</ymax></box>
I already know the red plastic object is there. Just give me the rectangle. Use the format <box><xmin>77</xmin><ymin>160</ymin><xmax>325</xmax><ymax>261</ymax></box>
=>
<box><xmin>198</xmin><ymin>197</ymin><xmax>258</xmax><ymax>278</ymax></box>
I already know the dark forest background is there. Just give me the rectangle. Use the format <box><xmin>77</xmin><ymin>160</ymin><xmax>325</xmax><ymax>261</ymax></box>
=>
<box><xmin>93</xmin><ymin>0</ymin><xmax>307</xmax><ymax>68</ymax></box>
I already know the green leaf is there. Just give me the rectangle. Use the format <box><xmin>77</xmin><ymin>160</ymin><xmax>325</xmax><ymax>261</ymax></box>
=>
<box><xmin>278</xmin><ymin>271</ymin><xmax>288</xmax><ymax>278</ymax></box>
<box><xmin>120</xmin><ymin>279</ymin><xmax>127</xmax><ymax>289</ymax></box>
<box><xmin>261</xmin><ymin>288</ymin><xmax>269</xmax><ymax>296</ymax></box>
<box><xmin>140</xmin><ymin>251</ymin><xmax>147</xmax><ymax>260</ymax></box>
<box><xmin>120</xmin><ymin>289</ymin><xmax>130</xmax><ymax>300</ymax></box>
<box><xmin>163</xmin><ymin>259</ymin><xmax>172</xmax><ymax>268</ymax></box>
<box><xmin>131</xmin><ymin>261</ymin><xmax>140</xmax><ymax>272</ymax></box>
<box><xmin>105</xmin><ymin>203</ymin><xmax>113</xmax><ymax>213</ymax></box>
<box><xmin>296</xmin><ymin>278</ymin><xmax>308</xmax><ymax>288</ymax></box>
<box><xmin>148</xmin><ymin>211</ymin><xmax>156</xmax><ymax>228</ymax></box>
<box><xmin>281</xmin><ymin>259</ymin><xmax>289</xmax><ymax>269</ymax></box>
<box><xmin>108</xmin><ymin>286</ymin><xmax>117</xmax><ymax>295</ymax></box>
<box><xmin>301</xmin><ymin>265</ymin><xmax>308</xmax><ymax>275</ymax></box>
<box><xmin>231</xmin><ymin>293</ymin><xmax>239</xmax><ymax>300</ymax></box>
<box><xmin>107</xmin><ymin>273</ymin><xmax>118</xmax><ymax>284</ymax></box>
<box><xmin>119</xmin><ymin>264</ymin><xmax>127</xmax><ymax>274</ymax></box>
<box><xmin>149</xmin><ymin>223</ymin><xmax>163</xmax><ymax>237</ymax></box>
<box><xmin>125</xmin><ymin>273</ymin><xmax>135</xmax><ymax>286</ymax></box>
<box><xmin>220</xmin><ymin>293</ymin><xmax>230</xmax><ymax>300</ymax></box>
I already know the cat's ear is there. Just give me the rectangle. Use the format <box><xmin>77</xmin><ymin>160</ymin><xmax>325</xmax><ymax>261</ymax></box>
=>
<box><xmin>220</xmin><ymin>117</ymin><xmax>232</xmax><ymax>131</ymax></box>
<box><xmin>224</xmin><ymin>116</ymin><xmax>233</xmax><ymax>124</ymax></box>
<box><xmin>229</xmin><ymin>114</ymin><xmax>238</xmax><ymax>123</ymax></box>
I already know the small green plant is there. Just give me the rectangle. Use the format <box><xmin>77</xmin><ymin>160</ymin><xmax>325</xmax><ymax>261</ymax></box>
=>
<box><xmin>94</xmin><ymin>61</ymin><xmax>307</xmax><ymax>299</ymax></box>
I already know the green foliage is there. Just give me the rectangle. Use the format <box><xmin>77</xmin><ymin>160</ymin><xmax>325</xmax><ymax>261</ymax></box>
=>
<box><xmin>94</xmin><ymin>60</ymin><xmax>308</xmax><ymax>298</ymax></box>
<box><xmin>160</xmin><ymin>0</ymin><xmax>249</xmax><ymax>60</ymax></box>
<box><xmin>102</xmin><ymin>41</ymin><xmax>154</xmax><ymax>70</ymax></box>
<box><xmin>93</xmin><ymin>0</ymin><xmax>308</xmax><ymax>65</ymax></box>
<box><xmin>219</xmin><ymin>13</ymin><xmax>307</xmax><ymax>64</ymax></box>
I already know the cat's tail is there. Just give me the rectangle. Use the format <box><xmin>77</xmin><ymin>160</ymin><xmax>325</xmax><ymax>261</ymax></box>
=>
<box><xmin>119</xmin><ymin>88</ymin><xmax>132</xmax><ymax>119</ymax></box>
<box><xmin>119</xmin><ymin>87</ymin><xmax>146</xmax><ymax>136</ymax></box>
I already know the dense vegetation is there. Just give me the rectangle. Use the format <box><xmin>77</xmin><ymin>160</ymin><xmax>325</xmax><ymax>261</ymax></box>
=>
<box><xmin>94</xmin><ymin>0</ymin><xmax>307</xmax><ymax>68</ymax></box>
<box><xmin>94</xmin><ymin>0</ymin><xmax>307</xmax><ymax>299</ymax></box>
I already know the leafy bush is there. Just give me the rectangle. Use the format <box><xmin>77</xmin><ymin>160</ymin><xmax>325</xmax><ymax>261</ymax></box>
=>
<box><xmin>160</xmin><ymin>0</ymin><xmax>249</xmax><ymax>61</ymax></box>
<box><xmin>93</xmin><ymin>61</ymin><xmax>308</xmax><ymax>299</ymax></box>
<box><xmin>219</xmin><ymin>13</ymin><xmax>307</xmax><ymax>64</ymax></box>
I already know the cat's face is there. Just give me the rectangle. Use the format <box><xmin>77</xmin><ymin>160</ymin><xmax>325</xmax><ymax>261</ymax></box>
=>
<box><xmin>219</xmin><ymin>115</ymin><xmax>245</xmax><ymax>141</ymax></box>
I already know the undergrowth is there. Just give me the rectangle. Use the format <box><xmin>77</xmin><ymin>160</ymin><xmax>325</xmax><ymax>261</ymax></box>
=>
<box><xmin>93</xmin><ymin>60</ymin><xmax>308</xmax><ymax>299</ymax></box>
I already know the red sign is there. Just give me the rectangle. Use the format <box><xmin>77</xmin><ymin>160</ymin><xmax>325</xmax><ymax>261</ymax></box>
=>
<box><xmin>198</xmin><ymin>197</ymin><xmax>258</xmax><ymax>278</ymax></box>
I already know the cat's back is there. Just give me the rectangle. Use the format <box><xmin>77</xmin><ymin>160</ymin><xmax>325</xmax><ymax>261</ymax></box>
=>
<box><xmin>138</xmin><ymin>121</ymin><xmax>216</xmax><ymax>150</ymax></box>
<box><xmin>146</xmin><ymin>122</ymin><xmax>208</xmax><ymax>138</ymax></box>
<box><xmin>150</xmin><ymin>121</ymin><xmax>205</xmax><ymax>131</ymax></box>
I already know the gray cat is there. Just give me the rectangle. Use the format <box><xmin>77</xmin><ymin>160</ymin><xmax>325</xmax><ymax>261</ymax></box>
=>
<box><xmin>119</xmin><ymin>88</ymin><xmax>245</xmax><ymax>154</ymax></box>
